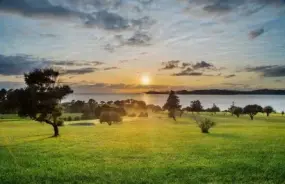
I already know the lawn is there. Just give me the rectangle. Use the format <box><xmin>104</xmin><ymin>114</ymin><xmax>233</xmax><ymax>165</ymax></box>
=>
<box><xmin>1</xmin><ymin>113</ymin><xmax>285</xmax><ymax>184</ymax></box>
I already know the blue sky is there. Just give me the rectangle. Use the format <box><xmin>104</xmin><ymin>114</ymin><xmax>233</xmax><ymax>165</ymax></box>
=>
<box><xmin>1</xmin><ymin>0</ymin><xmax>285</xmax><ymax>93</ymax></box>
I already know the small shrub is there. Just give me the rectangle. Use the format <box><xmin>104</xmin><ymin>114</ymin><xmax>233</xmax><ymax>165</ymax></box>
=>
<box><xmin>192</xmin><ymin>116</ymin><xmax>216</xmax><ymax>133</ymax></box>
<box><xmin>63</xmin><ymin>117</ymin><xmax>67</xmax><ymax>121</ymax></box>
<box><xmin>282</xmin><ymin>111</ymin><xmax>284</xmax><ymax>116</ymax></box>
<box><xmin>67</xmin><ymin>116</ymin><xmax>72</xmax><ymax>121</ymax></box>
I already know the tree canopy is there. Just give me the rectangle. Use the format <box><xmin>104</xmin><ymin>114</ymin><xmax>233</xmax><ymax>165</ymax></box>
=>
<box><xmin>243</xmin><ymin>104</ymin><xmax>263</xmax><ymax>120</ymax></box>
<box><xmin>263</xmin><ymin>106</ymin><xmax>274</xmax><ymax>117</ymax></box>
<box><xmin>17</xmin><ymin>68</ymin><xmax>73</xmax><ymax>137</ymax></box>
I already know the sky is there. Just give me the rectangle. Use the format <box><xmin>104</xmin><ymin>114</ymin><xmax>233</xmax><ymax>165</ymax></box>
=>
<box><xmin>1</xmin><ymin>0</ymin><xmax>285</xmax><ymax>93</ymax></box>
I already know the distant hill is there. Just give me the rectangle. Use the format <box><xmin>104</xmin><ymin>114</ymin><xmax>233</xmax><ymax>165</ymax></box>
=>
<box><xmin>145</xmin><ymin>89</ymin><xmax>285</xmax><ymax>95</ymax></box>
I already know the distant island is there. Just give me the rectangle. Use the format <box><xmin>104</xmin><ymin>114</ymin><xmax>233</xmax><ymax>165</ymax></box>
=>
<box><xmin>146</xmin><ymin>89</ymin><xmax>285</xmax><ymax>95</ymax></box>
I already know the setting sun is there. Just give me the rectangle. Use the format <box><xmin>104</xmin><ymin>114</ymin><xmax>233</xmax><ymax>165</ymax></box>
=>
<box><xmin>141</xmin><ymin>75</ymin><xmax>150</xmax><ymax>85</ymax></box>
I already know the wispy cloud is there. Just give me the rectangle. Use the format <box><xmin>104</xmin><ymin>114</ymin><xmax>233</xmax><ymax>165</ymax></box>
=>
<box><xmin>103</xmin><ymin>67</ymin><xmax>119</xmax><ymax>71</ymax></box>
<box><xmin>62</xmin><ymin>68</ymin><xmax>98</xmax><ymax>75</ymax></box>
<box><xmin>160</xmin><ymin>60</ymin><xmax>180</xmax><ymax>70</ymax></box>
<box><xmin>249</xmin><ymin>28</ymin><xmax>265</xmax><ymax>39</ymax></box>
<box><xmin>0</xmin><ymin>54</ymin><xmax>103</xmax><ymax>76</ymax></box>
<box><xmin>171</xmin><ymin>61</ymin><xmax>219</xmax><ymax>76</ymax></box>
<box><xmin>243</xmin><ymin>65</ymin><xmax>285</xmax><ymax>77</ymax></box>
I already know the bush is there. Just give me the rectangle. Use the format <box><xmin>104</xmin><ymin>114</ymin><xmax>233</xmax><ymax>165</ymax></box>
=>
<box><xmin>128</xmin><ymin>113</ymin><xmax>136</xmax><ymax>117</ymax></box>
<box><xmin>100</xmin><ymin>111</ymin><xmax>122</xmax><ymax>126</ymax></box>
<box><xmin>282</xmin><ymin>111</ymin><xmax>284</xmax><ymax>116</ymax></box>
<box><xmin>74</xmin><ymin>116</ymin><xmax>81</xmax><ymax>121</ymax></box>
<box><xmin>138</xmin><ymin>112</ymin><xmax>148</xmax><ymax>117</ymax></box>
<box><xmin>192</xmin><ymin>116</ymin><xmax>216</xmax><ymax>133</ymax></box>
<box><xmin>67</xmin><ymin>116</ymin><xmax>72</xmax><ymax>121</ymax></box>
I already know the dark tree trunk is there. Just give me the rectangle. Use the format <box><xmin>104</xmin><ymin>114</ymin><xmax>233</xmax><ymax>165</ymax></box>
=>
<box><xmin>202</xmin><ymin>129</ymin><xmax>209</xmax><ymax>133</ymax></box>
<box><xmin>45</xmin><ymin>120</ymin><xmax>59</xmax><ymax>137</ymax></box>
<box><xmin>250</xmin><ymin>115</ymin><xmax>254</xmax><ymax>120</ymax></box>
<box><xmin>266</xmin><ymin>113</ymin><xmax>269</xmax><ymax>117</ymax></box>
<box><xmin>52</xmin><ymin>124</ymin><xmax>59</xmax><ymax>137</ymax></box>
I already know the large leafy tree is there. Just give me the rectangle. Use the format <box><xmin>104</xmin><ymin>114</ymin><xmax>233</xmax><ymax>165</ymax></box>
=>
<box><xmin>243</xmin><ymin>104</ymin><xmax>263</xmax><ymax>120</ymax></box>
<box><xmin>163</xmin><ymin>90</ymin><xmax>181</xmax><ymax>121</ymax></box>
<box><xmin>17</xmin><ymin>68</ymin><xmax>73</xmax><ymax>137</ymax></box>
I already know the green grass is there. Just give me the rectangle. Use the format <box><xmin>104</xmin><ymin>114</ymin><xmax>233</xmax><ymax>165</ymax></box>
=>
<box><xmin>1</xmin><ymin>112</ymin><xmax>285</xmax><ymax>183</ymax></box>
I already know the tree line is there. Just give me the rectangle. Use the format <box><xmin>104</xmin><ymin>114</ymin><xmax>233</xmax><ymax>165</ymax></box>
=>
<box><xmin>163</xmin><ymin>90</ymin><xmax>284</xmax><ymax>121</ymax></box>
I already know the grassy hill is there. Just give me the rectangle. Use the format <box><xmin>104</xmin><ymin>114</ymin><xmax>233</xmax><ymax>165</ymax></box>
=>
<box><xmin>1</xmin><ymin>113</ymin><xmax>285</xmax><ymax>183</ymax></box>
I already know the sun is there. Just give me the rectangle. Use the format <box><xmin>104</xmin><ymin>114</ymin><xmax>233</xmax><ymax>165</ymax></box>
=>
<box><xmin>141</xmin><ymin>75</ymin><xmax>150</xmax><ymax>85</ymax></box>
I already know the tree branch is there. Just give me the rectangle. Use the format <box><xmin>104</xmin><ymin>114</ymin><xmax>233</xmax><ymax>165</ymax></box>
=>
<box><xmin>44</xmin><ymin>119</ymin><xmax>54</xmax><ymax>125</ymax></box>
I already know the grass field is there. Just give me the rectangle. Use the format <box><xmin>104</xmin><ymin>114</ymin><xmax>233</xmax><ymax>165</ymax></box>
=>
<box><xmin>1</xmin><ymin>113</ymin><xmax>285</xmax><ymax>183</ymax></box>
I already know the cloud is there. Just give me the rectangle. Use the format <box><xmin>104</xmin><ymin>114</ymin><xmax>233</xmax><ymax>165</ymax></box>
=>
<box><xmin>62</xmin><ymin>68</ymin><xmax>97</xmax><ymax>75</ymax></box>
<box><xmin>103</xmin><ymin>44</ymin><xmax>115</xmax><ymax>53</ymax></box>
<box><xmin>224</xmin><ymin>74</ymin><xmax>236</xmax><ymax>78</ymax></box>
<box><xmin>193</xmin><ymin>61</ymin><xmax>214</xmax><ymax>70</ymax></box>
<box><xmin>172</xmin><ymin>71</ymin><xmax>203</xmax><ymax>76</ymax></box>
<box><xmin>249</xmin><ymin>28</ymin><xmax>265</xmax><ymax>39</ymax></box>
<box><xmin>40</xmin><ymin>33</ymin><xmax>57</xmax><ymax>38</ymax></box>
<box><xmin>114</xmin><ymin>32</ymin><xmax>152</xmax><ymax>47</ymax></box>
<box><xmin>244</xmin><ymin>65</ymin><xmax>285</xmax><ymax>77</ymax></box>
<box><xmin>0</xmin><ymin>54</ymin><xmax>103</xmax><ymax>76</ymax></box>
<box><xmin>185</xmin><ymin>0</ymin><xmax>285</xmax><ymax>16</ymax></box>
<box><xmin>203</xmin><ymin>2</ymin><xmax>232</xmax><ymax>14</ymax></box>
<box><xmin>0</xmin><ymin>54</ymin><xmax>48</xmax><ymax>75</ymax></box>
<box><xmin>160</xmin><ymin>60</ymin><xmax>180</xmax><ymax>70</ymax></box>
<box><xmin>52</xmin><ymin>60</ymin><xmax>104</xmax><ymax>66</ymax></box>
<box><xmin>181</xmin><ymin>62</ymin><xmax>192</xmax><ymax>69</ymax></box>
<box><xmin>103</xmin><ymin>67</ymin><xmax>119</xmax><ymax>71</ymax></box>
<box><xmin>0</xmin><ymin>0</ymin><xmax>78</xmax><ymax>18</ymax></box>
<box><xmin>171</xmin><ymin>61</ymin><xmax>220</xmax><ymax>76</ymax></box>
<box><xmin>123</xmin><ymin>32</ymin><xmax>151</xmax><ymax>46</ymax></box>
<box><xmin>84</xmin><ymin>10</ymin><xmax>129</xmax><ymax>30</ymax></box>
<box><xmin>0</xmin><ymin>1</ymin><xmax>155</xmax><ymax>31</ymax></box>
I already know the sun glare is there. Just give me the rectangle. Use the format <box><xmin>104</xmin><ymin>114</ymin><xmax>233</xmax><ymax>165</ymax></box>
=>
<box><xmin>141</xmin><ymin>75</ymin><xmax>150</xmax><ymax>85</ymax></box>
